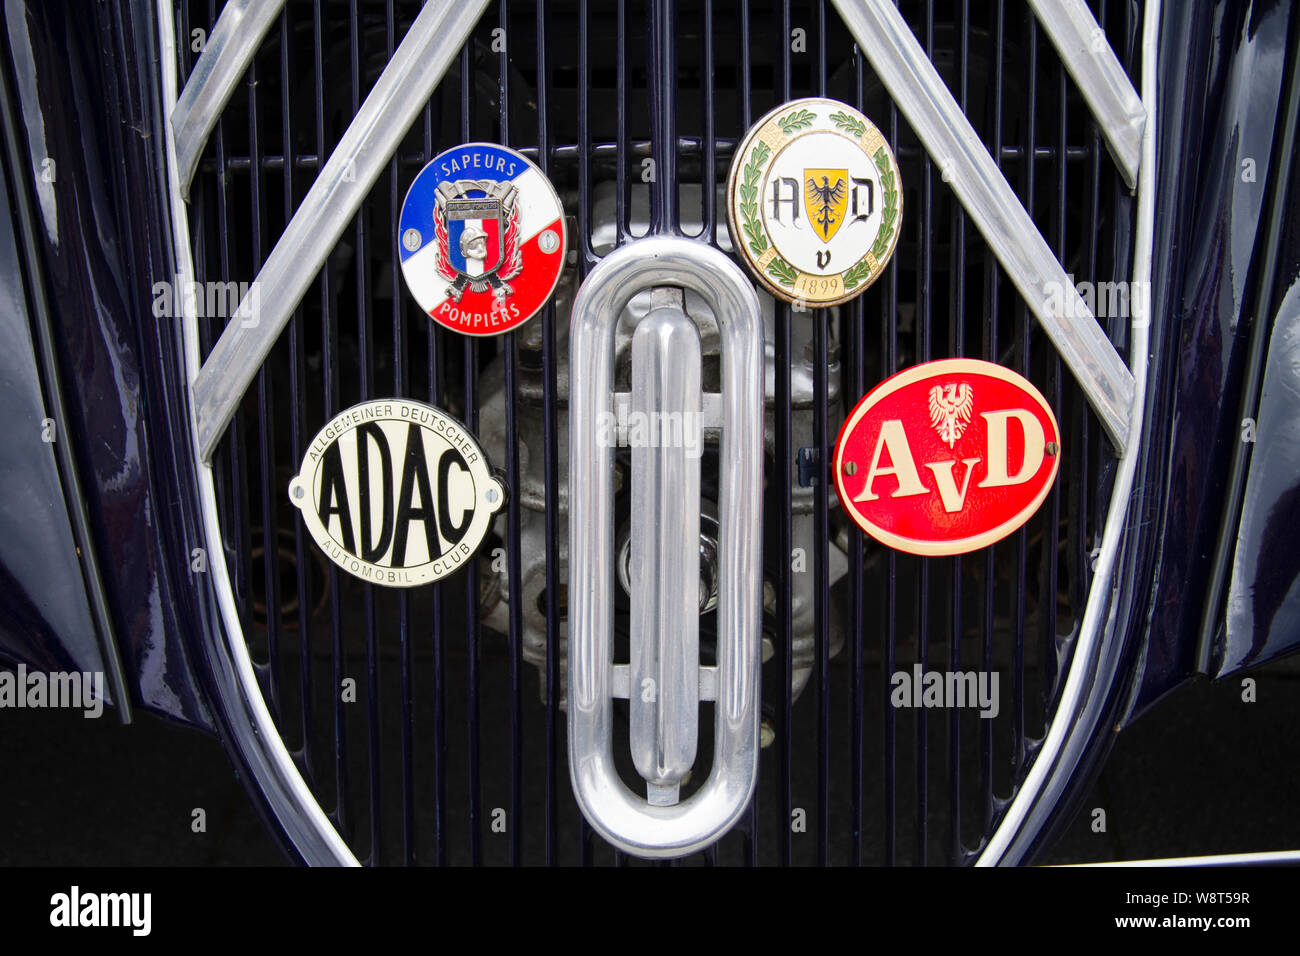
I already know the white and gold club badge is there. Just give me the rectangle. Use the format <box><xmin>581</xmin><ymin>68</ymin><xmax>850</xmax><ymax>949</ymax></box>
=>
<box><xmin>726</xmin><ymin>97</ymin><xmax>902</xmax><ymax>307</ymax></box>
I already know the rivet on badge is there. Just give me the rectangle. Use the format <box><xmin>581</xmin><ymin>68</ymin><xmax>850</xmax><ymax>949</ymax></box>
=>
<box><xmin>726</xmin><ymin>97</ymin><xmax>902</xmax><ymax>307</ymax></box>
<box><xmin>289</xmin><ymin>399</ymin><xmax>506</xmax><ymax>588</ymax></box>
<box><xmin>398</xmin><ymin>142</ymin><xmax>566</xmax><ymax>336</ymax></box>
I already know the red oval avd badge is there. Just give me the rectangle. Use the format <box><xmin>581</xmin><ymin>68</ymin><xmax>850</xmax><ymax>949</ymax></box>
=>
<box><xmin>833</xmin><ymin>359</ymin><xmax>1061</xmax><ymax>556</ymax></box>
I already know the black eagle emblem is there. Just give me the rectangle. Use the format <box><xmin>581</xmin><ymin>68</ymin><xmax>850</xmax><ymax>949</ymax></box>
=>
<box><xmin>805</xmin><ymin>175</ymin><xmax>847</xmax><ymax>238</ymax></box>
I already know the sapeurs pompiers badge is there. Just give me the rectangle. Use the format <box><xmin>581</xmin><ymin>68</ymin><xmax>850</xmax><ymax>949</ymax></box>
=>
<box><xmin>398</xmin><ymin>142</ymin><xmax>566</xmax><ymax>336</ymax></box>
<box><xmin>289</xmin><ymin>399</ymin><xmax>505</xmax><ymax>587</ymax></box>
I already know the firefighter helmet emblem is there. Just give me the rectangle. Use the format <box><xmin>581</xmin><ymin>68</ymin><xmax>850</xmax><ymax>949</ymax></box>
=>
<box><xmin>433</xmin><ymin>178</ymin><xmax>523</xmax><ymax>301</ymax></box>
<box><xmin>399</xmin><ymin>142</ymin><xmax>566</xmax><ymax>336</ymax></box>
<box><xmin>726</xmin><ymin>97</ymin><xmax>902</xmax><ymax>307</ymax></box>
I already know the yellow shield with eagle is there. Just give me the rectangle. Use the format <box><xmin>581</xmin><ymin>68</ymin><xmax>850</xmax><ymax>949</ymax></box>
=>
<box><xmin>803</xmin><ymin>168</ymin><xmax>849</xmax><ymax>242</ymax></box>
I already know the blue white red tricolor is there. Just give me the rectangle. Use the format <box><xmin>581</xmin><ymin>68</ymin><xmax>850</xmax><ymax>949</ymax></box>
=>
<box><xmin>398</xmin><ymin>142</ymin><xmax>566</xmax><ymax>336</ymax></box>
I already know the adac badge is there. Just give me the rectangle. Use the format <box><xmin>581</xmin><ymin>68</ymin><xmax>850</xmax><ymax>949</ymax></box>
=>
<box><xmin>727</xmin><ymin>97</ymin><xmax>901</xmax><ymax>307</ymax></box>
<box><xmin>399</xmin><ymin>142</ymin><xmax>566</xmax><ymax>336</ymax></box>
<box><xmin>289</xmin><ymin>399</ymin><xmax>506</xmax><ymax>587</ymax></box>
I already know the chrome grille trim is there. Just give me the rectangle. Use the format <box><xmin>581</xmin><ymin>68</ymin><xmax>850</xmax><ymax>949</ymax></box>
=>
<box><xmin>158</xmin><ymin>0</ymin><xmax>359</xmax><ymax>866</ymax></box>
<box><xmin>831</xmin><ymin>0</ymin><xmax>1136</xmax><ymax>450</ymax></box>
<box><xmin>1027</xmin><ymin>0</ymin><xmax>1146</xmax><ymax>189</ymax></box>
<box><xmin>977</xmin><ymin>0</ymin><xmax>1159</xmax><ymax>866</ymax></box>
<box><xmin>166</xmin><ymin>0</ymin><xmax>1148</xmax><ymax>866</ymax></box>
<box><xmin>189</xmin><ymin>0</ymin><xmax>490</xmax><ymax>462</ymax></box>
<box><xmin>173</xmin><ymin>0</ymin><xmax>287</xmax><ymax>196</ymax></box>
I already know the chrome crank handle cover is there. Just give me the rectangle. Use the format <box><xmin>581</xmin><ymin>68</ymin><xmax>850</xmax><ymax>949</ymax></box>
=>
<box><xmin>568</xmin><ymin>237</ymin><xmax>765</xmax><ymax>859</ymax></box>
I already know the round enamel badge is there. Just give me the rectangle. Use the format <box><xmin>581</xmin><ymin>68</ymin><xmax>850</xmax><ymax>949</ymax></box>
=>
<box><xmin>288</xmin><ymin>399</ymin><xmax>506</xmax><ymax>587</ymax></box>
<box><xmin>726</xmin><ymin>98</ymin><xmax>901</xmax><ymax>307</ymax></box>
<box><xmin>833</xmin><ymin>359</ymin><xmax>1060</xmax><ymax>556</ymax></box>
<box><xmin>398</xmin><ymin>142</ymin><xmax>566</xmax><ymax>336</ymax></box>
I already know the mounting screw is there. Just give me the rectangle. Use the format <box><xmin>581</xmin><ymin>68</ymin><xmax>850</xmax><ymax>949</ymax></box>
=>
<box><xmin>843</xmin><ymin>460</ymin><xmax>858</xmax><ymax>475</ymax></box>
<box><xmin>1045</xmin><ymin>442</ymin><xmax>1059</xmax><ymax>456</ymax></box>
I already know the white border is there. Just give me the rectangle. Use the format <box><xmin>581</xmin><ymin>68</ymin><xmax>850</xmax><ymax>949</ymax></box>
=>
<box><xmin>1064</xmin><ymin>850</ymin><xmax>1300</xmax><ymax>868</ymax></box>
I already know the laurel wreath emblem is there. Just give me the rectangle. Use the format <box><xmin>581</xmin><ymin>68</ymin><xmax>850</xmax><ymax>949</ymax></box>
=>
<box><xmin>738</xmin><ymin>140</ymin><xmax>799</xmax><ymax>288</ymax></box>
<box><xmin>841</xmin><ymin>259</ymin><xmax>873</xmax><ymax>291</ymax></box>
<box><xmin>766</xmin><ymin>258</ymin><xmax>800</xmax><ymax>287</ymax></box>
<box><xmin>829</xmin><ymin>110</ymin><xmax>867</xmax><ymax>138</ymax></box>
<box><xmin>738</xmin><ymin>140</ymin><xmax>770</xmax><ymax>257</ymax></box>
<box><xmin>870</xmin><ymin>146</ymin><xmax>899</xmax><ymax>262</ymax></box>
<box><xmin>776</xmin><ymin>108</ymin><xmax>817</xmax><ymax>134</ymax></box>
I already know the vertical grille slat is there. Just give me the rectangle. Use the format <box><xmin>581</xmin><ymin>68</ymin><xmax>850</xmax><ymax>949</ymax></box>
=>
<box><xmin>979</xmin><ymin>0</ymin><xmax>1005</xmax><ymax>843</ymax></box>
<box><xmin>383</xmin><ymin>0</ymin><xmax>418</xmax><ymax>868</ymax></box>
<box><xmin>948</xmin><ymin>0</ymin><xmax>968</xmax><ymax>863</ymax></box>
<box><xmin>772</xmin><ymin>0</ymin><xmax>795</xmax><ymax>871</ymax></box>
<box><xmin>913</xmin><ymin>0</ymin><xmax>936</xmax><ymax>867</ymax></box>
<box><xmin>848</xmin><ymin>25</ymin><xmax>867</xmax><ymax>869</ymax></box>
<box><xmin>573</xmin><ymin>0</ymin><xmax>595</xmax><ymax>868</ymax></box>
<box><xmin>249</xmin><ymin>44</ymin><xmax>286</xmax><ymax>728</ymax></box>
<box><xmin>535</xmin><ymin>0</ymin><xmax>563</xmax><ymax>866</ymax></box>
<box><xmin>701</xmin><ymin>0</ymin><xmax>716</xmax><ymax>243</ymax></box>
<box><xmin>881</xmin><ymin>15</ymin><xmax>903</xmax><ymax>865</ymax></box>
<box><xmin>179</xmin><ymin>0</ymin><xmax>1139</xmax><ymax>867</ymax></box>
<box><xmin>647</xmin><ymin>0</ymin><xmax>678</xmax><ymax>233</ymax></box>
<box><xmin>309</xmin><ymin>0</ymin><xmax>350</xmax><ymax>842</ymax></box>
<box><xmin>497</xmin><ymin>0</ymin><xmax>527</xmax><ymax>870</ymax></box>
<box><xmin>416</xmin><ymin>20</ymin><xmax>449</xmax><ymax>867</ymax></box>
<box><xmin>349</xmin><ymin>0</ymin><xmax>385</xmax><ymax>865</ymax></box>
<box><xmin>1012</xmin><ymin>11</ymin><xmax>1039</xmax><ymax>782</ymax></box>
<box><xmin>737</xmin><ymin>0</ymin><xmax>761</xmax><ymax>868</ymax></box>
<box><xmin>811</xmin><ymin>0</ymin><xmax>831</xmax><ymax>869</ymax></box>
<box><xmin>281</xmin><ymin>3</ymin><xmax>316</xmax><ymax>787</ymax></box>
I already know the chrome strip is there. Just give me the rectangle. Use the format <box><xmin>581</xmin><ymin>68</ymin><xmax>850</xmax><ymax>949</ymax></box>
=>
<box><xmin>628</xmin><ymin>302</ymin><xmax>702</xmax><ymax>806</ymax></box>
<box><xmin>1065</xmin><ymin>850</ymin><xmax>1300</xmax><ymax>867</ymax></box>
<box><xmin>568</xmin><ymin>238</ymin><xmax>764</xmax><ymax>858</ymax></box>
<box><xmin>831</xmin><ymin>0</ymin><xmax>1135</xmax><ymax>450</ymax></box>
<box><xmin>976</xmin><ymin>0</ymin><xmax>1159</xmax><ymax>866</ymax></box>
<box><xmin>158</xmin><ymin>0</ymin><xmax>358</xmax><ymax>867</ymax></box>
<box><xmin>173</xmin><ymin>0</ymin><xmax>287</xmax><ymax>197</ymax></box>
<box><xmin>1027</xmin><ymin>0</ymin><xmax>1146</xmax><ymax>189</ymax></box>
<box><xmin>190</xmin><ymin>0</ymin><xmax>490</xmax><ymax>462</ymax></box>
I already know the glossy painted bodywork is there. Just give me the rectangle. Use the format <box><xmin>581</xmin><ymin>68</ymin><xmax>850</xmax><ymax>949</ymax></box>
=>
<box><xmin>1220</xmin><ymin>195</ymin><xmax>1300</xmax><ymax>674</ymax></box>
<box><xmin>1015</xmin><ymin>0</ymin><xmax>1300</xmax><ymax>862</ymax></box>
<box><xmin>0</xmin><ymin>137</ymin><xmax>107</xmax><ymax>680</ymax></box>
<box><xmin>1</xmin><ymin>0</ymin><xmax>219</xmax><ymax>727</ymax></box>
<box><xmin>1123</xmin><ymin>0</ymin><xmax>1300</xmax><ymax>716</ymax></box>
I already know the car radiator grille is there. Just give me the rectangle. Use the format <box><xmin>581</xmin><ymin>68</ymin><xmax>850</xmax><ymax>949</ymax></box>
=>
<box><xmin>175</xmin><ymin>0</ymin><xmax>1138</xmax><ymax>865</ymax></box>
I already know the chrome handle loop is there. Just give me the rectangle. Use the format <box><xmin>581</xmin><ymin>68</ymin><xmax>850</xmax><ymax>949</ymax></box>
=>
<box><xmin>568</xmin><ymin>237</ymin><xmax>765</xmax><ymax>858</ymax></box>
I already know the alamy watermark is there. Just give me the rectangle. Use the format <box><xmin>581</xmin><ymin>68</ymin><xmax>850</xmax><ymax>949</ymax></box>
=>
<box><xmin>152</xmin><ymin>274</ymin><xmax>261</xmax><ymax>325</ymax></box>
<box><xmin>596</xmin><ymin>406</ymin><xmax>703</xmax><ymax>459</ymax></box>
<box><xmin>890</xmin><ymin>664</ymin><xmax>1000</xmax><ymax>719</ymax></box>
<box><xmin>0</xmin><ymin>664</ymin><xmax>104</xmax><ymax>718</ymax></box>
<box><xmin>50</xmin><ymin>886</ymin><xmax>150</xmax><ymax>936</ymax></box>
<box><xmin>1042</xmin><ymin>275</ymin><xmax>1149</xmax><ymax>321</ymax></box>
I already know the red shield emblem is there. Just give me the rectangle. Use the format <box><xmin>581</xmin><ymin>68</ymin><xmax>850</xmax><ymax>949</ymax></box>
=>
<box><xmin>833</xmin><ymin>359</ymin><xmax>1061</xmax><ymax>556</ymax></box>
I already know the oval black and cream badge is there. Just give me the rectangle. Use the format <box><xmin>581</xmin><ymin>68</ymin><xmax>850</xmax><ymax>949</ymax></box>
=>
<box><xmin>288</xmin><ymin>399</ymin><xmax>505</xmax><ymax>587</ymax></box>
<box><xmin>726</xmin><ymin>97</ymin><xmax>902</xmax><ymax>307</ymax></box>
